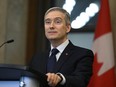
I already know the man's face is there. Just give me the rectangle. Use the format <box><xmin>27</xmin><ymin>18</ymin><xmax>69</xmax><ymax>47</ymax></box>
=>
<box><xmin>44</xmin><ymin>11</ymin><xmax>71</xmax><ymax>42</ymax></box>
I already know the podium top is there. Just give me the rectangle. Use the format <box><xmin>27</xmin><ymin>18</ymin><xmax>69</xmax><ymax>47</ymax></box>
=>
<box><xmin>0</xmin><ymin>64</ymin><xmax>47</xmax><ymax>81</ymax></box>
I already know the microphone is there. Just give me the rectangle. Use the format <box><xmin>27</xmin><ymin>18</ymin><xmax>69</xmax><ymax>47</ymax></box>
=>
<box><xmin>0</xmin><ymin>39</ymin><xmax>14</xmax><ymax>48</ymax></box>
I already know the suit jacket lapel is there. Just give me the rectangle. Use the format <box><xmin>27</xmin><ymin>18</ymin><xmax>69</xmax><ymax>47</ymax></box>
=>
<box><xmin>55</xmin><ymin>42</ymin><xmax>74</xmax><ymax>72</ymax></box>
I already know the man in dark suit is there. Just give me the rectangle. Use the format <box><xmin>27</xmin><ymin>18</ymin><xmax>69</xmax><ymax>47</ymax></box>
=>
<box><xmin>29</xmin><ymin>7</ymin><xmax>94</xmax><ymax>87</ymax></box>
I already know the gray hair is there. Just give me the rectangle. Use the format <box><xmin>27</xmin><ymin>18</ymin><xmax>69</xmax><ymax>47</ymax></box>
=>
<box><xmin>44</xmin><ymin>7</ymin><xmax>70</xmax><ymax>25</ymax></box>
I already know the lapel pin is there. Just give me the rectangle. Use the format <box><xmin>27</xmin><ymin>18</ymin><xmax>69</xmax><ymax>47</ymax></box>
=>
<box><xmin>66</xmin><ymin>53</ymin><xmax>68</xmax><ymax>55</ymax></box>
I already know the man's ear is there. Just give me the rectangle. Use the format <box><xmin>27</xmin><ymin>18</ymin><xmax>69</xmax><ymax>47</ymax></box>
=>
<box><xmin>66</xmin><ymin>24</ymin><xmax>71</xmax><ymax>33</ymax></box>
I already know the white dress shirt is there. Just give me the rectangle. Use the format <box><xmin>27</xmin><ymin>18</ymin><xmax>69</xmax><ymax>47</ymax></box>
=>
<box><xmin>50</xmin><ymin>39</ymin><xmax>69</xmax><ymax>85</ymax></box>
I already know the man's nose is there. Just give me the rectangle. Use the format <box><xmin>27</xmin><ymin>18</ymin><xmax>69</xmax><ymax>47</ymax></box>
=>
<box><xmin>50</xmin><ymin>22</ymin><xmax>55</xmax><ymax>29</ymax></box>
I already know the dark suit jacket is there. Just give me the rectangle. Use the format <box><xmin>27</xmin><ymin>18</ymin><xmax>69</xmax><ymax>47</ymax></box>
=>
<box><xmin>29</xmin><ymin>41</ymin><xmax>94</xmax><ymax>87</ymax></box>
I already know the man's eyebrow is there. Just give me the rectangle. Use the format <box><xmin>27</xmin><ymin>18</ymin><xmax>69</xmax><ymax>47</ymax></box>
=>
<box><xmin>44</xmin><ymin>19</ymin><xmax>52</xmax><ymax>23</ymax></box>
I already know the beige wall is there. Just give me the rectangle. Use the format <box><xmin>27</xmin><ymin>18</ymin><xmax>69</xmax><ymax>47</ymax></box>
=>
<box><xmin>0</xmin><ymin>0</ymin><xmax>7</xmax><ymax>63</ymax></box>
<box><xmin>110</xmin><ymin>0</ymin><xmax>116</xmax><ymax>64</ymax></box>
<box><xmin>0</xmin><ymin>0</ymin><xmax>28</xmax><ymax>65</ymax></box>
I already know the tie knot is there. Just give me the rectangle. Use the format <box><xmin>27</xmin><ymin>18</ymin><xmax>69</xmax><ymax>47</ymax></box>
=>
<box><xmin>51</xmin><ymin>48</ymin><xmax>59</xmax><ymax>55</ymax></box>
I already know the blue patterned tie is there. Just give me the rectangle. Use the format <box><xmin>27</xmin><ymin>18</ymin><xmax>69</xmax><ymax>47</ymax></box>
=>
<box><xmin>47</xmin><ymin>48</ymin><xmax>59</xmax><ymax>73</ymax></box>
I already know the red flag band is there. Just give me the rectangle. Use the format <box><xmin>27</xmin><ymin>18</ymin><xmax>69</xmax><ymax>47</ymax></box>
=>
<box><xmin>88</xmin><ymin>0</ymin><xmax>116</xmax><ymax>87</ymax></box>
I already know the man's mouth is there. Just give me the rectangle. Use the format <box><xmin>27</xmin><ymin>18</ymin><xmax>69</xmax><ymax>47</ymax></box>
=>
<box><xmin>48</xmin><ymin>31</ymin><xmax>57</xmax><ymax>34</ymax></box>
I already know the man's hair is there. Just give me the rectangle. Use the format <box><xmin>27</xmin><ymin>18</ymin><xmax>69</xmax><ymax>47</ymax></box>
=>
<box><xmin>44</xmin><ymin>7</ymin><xmax>70</xmax><ymax>25</ymax></box>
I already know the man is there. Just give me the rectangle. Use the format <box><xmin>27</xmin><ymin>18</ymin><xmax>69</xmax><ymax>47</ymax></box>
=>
<box><xmin>29</xmin><ymin>7</ymin><xmax>94</xmax><ymax>87</ymax></box>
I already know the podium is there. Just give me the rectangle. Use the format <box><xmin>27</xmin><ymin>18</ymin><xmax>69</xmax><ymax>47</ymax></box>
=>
<box><xmin>0</xmin><ymin>64</ymin><xmax>47</xmax><ymax>87</ymax></box>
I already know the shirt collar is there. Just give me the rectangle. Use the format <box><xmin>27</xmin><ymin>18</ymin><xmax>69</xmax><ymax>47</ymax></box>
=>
<box><xmin>51</xmin><ymin>39</ymin><xmax>69</xmax><ymax>53</ymax></box>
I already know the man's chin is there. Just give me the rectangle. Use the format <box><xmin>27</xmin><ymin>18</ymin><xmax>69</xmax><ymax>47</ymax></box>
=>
<box><xmin>48</xmin><ymin>37</ymin><xmax>58</xmax><ymax>41</ymax></box>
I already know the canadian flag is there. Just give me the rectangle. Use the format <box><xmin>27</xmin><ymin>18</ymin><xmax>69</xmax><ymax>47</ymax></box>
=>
<box><xmin>88</xmin><ymin>0</ymin><xmax>116</xmax><ymax>87</ymax></box>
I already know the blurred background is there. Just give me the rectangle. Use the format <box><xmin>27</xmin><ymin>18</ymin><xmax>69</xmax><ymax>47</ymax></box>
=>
<box><xmin>0</xmin><ymin>0</ymin><xmax>115</xmax><ymax>66</ymax></box>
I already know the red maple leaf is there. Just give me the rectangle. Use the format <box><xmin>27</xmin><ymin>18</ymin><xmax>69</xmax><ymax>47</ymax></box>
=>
<box><xmin>88</xmin><ymin>54</ymin><xmax>116</xmax><ymax>87</ymax></box>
